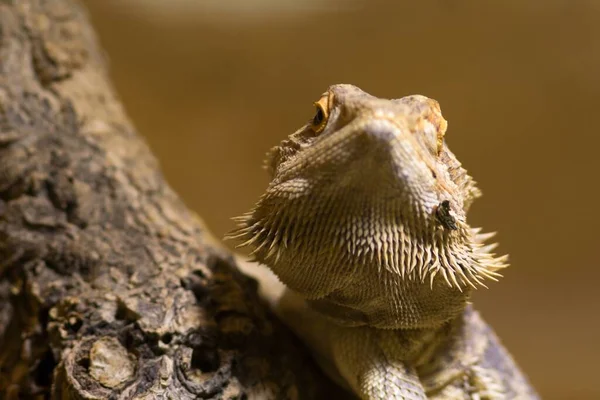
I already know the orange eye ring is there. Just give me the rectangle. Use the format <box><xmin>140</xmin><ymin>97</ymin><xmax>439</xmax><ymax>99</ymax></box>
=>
<box><xmin>311</xmin><ymin>95</ymin><xmax>330</xmax><ymax>133</ymax></box>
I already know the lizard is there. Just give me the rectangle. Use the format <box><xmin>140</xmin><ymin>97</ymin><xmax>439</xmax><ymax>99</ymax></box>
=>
<box><xmin>227</xmin><ymin>84</ymin><xmax>539</xmax><ymax>399</ymax></box>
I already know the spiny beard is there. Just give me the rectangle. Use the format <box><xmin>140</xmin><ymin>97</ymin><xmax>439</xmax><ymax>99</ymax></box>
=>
<box><xmin>228</xmin><ymin>189</ymin><xmax>507</xmax><ymax>293</ymax></box>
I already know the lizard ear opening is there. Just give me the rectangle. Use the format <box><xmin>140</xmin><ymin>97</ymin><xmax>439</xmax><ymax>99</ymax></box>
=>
<box><xmin>311</xmin><ymin>95</ymin><xmax>330</xmax><ymax>134</ymax></box>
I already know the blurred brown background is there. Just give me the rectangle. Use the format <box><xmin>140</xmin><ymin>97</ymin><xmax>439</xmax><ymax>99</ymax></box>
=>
<box><xmin>82</xmin><ymin>0</ymin><xmax>599</xmax><ymax>398</ymax></box>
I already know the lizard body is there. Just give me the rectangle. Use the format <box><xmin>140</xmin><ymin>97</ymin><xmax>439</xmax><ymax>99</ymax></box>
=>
<box><xmin>228</xmin><ymin>84</ymin><xmax>538</xmax><ymax>399</ymax></box>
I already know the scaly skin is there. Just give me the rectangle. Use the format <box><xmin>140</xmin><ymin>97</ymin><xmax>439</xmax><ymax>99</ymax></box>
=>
<box><xmin>229</xmin><ymin>85</ymin><xmax>539</xmax><ymax>399</ymax></box>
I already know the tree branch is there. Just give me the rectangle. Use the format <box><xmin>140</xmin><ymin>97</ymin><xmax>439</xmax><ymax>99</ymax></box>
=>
<box><xmin>0</xmin><ymin>1</ymin><xmax>342</xmax><ymax>398</ymax></box>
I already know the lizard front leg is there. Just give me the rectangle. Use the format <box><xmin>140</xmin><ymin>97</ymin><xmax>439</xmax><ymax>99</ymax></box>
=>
<box><xmin>331</xmin><ymin>325</ymin><xmax>428</xmax><ymax>399</ymax></box>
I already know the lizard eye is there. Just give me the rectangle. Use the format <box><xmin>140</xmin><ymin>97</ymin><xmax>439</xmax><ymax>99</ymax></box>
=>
<box><xmin>311</xmin><ymin>95</ymin><xmax>329</xmax><ymax>134</ymax></box>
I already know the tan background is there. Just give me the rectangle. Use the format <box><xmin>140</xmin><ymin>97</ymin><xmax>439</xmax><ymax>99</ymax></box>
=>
<box><xmin>82</xmin><ymin>0</ymin><xmax>599</xmax><ymax>398</ymax></box>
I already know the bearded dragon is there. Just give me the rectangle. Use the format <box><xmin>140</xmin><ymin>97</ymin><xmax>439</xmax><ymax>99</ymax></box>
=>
<box><xmin>227</xmin><ymin>84</ymin><xmax>539</xmax><ymax>399</ymax></box>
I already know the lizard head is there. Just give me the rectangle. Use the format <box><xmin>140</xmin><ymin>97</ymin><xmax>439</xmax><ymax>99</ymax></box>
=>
<box><xmin>229</xmin><ymin>84</ymin><xmax>508</xmax><ymax>329</ymax></box>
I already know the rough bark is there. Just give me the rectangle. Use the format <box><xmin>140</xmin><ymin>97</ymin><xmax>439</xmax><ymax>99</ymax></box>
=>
<box><xmin>0</xmin><ymin>1</ymin><xmax>343</xmax><ymax>398</ymax></box>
